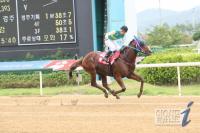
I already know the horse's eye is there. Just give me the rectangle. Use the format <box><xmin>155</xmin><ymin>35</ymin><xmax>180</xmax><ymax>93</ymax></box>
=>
<box><xmin>140</xmin><ymin>42</ymin><xmax>145</xmax><ymax>46</ymax></box>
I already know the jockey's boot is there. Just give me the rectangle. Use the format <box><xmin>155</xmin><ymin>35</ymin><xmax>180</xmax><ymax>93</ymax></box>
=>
<box><xmin>103</xmin><ymin>51</ymin><xmax>112</xmax><ymax>62</ymax></box>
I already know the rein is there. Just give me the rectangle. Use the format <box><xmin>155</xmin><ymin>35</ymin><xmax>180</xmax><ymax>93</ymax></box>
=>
<box><xmin>119</xmin><ymin>37</ymin><xmax>147</xmax><ymax>67</ymax></box>
<box><xmin>127</xmin><ymin>46</ymin><xmax>145</xmax><ymax>54</ymax></box>
<box><xmin>120</xmin><ymin>44</ymin><xmax>145</xmax><ymax>67</ymax></box>
<box><xmin>120</xmin><ymin>46</ymin><xmax>137</xmax><ymax>67</ymax></box>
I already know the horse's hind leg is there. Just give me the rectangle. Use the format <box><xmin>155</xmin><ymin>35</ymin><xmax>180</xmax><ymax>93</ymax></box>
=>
<box><xmin>89</xmin><ymin>71</ymin><xmax>108</xmax><ymax>98</ymax></box>
<box><xmin>101</xmin><ymin>75</ymin><xmax>120</xmax><ymax>99</ymax></box>
<box><xmin>127</xmin><ymin>73</ymin><xmax>144</xmax><ymax>98</ymax></box>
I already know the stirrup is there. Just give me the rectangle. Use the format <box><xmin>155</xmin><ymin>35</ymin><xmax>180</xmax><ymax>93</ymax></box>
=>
<box><xmin>103</xmin><ymin>57</ymin><xmax>109</xmax><ymax>63</ymax></box>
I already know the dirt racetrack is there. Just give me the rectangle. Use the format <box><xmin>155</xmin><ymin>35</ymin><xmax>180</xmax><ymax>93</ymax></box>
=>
<box><xmin>0</xmin><ymin>95</ymin><xmax>199</xmax><ymax>133</ymax></box>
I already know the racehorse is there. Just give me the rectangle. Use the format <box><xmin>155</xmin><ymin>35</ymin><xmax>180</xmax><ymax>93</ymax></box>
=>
<box><xmin>69</xmin><ymin>38</ymin><xmax>151</xmax><ymax>99</ymax></box>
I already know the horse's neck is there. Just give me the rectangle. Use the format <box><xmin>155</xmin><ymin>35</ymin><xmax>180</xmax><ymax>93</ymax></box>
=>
<box><xmin>122</xmin><ymin>49</ymin><xmax>137</xmax><ymax>64</ymax></box>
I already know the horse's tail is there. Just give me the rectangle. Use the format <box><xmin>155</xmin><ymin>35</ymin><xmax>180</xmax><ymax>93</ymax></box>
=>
<box><xmin>69</xmin><ymin>58</ymin><xmax>83</xmax><ymax>79</ymax></box>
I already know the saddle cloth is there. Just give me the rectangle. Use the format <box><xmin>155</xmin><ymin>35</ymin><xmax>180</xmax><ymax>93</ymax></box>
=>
<box><xmin>98</xmin><ymin>51</ymin><xmax>121</xmax><ymax>65</ymax></box>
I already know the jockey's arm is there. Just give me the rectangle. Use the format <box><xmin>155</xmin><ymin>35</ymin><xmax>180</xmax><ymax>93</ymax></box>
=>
<box><xmin>121</xmin><ymin>36</ymin><xmax>125</xmax><ymax>45</ymax></box>
<box><xmin>107</xmin><ymin>31</ymin><xmax>116</xmax><ymax>36</ymax></box>
<box><xmin>105</xmin><ymin>31</ymin><xmax>116</xmax><ymax>40</ymax></box>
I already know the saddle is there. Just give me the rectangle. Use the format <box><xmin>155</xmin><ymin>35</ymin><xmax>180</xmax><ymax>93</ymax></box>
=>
<box><xmin>98</xmin><ymin>51</ymin><xmax>121</xmax><ymax>65</ymax></box>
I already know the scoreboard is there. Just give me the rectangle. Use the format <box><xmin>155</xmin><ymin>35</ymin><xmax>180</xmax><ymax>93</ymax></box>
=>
<box><xmin>0</xmin><ymin>0</ymin><xmax>76</xmax><ymax>46</ymax></box>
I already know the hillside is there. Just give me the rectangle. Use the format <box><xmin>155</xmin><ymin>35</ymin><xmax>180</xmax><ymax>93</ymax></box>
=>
<box><xmin>137</xmin><ymin>6</ymin><xmax>200</xmax><ymax>32</ymax></box>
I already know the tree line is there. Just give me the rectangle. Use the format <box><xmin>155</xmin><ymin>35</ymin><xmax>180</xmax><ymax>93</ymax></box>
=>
<box><xmin>141</xmin><ymin>23</ymin><xmax>200</xmax><ymax>48</ymax></box>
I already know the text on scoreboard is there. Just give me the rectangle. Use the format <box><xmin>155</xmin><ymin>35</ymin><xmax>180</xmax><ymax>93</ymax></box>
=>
<box><xmin>0</xmin><ymin>0</ymin><xmax>76</xmax><ymax>46</ymax></box>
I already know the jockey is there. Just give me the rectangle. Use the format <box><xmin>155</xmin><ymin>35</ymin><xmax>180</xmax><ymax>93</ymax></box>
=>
<box><xmin>104</xmin><ymin>26</ymin><xmax>128</xmax><ymax>61</ymax></box>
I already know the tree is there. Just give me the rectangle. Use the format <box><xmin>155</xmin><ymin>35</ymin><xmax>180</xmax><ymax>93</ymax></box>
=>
<box><xmin>146</xmin><ymin>24</ymin><xmax>183</xmax><ymax>47</ymax></box>
<box><xmin>169</xmin><ymin>27</ymin><xmax>183</xmax><ymax>45</ymax></box>
<box><xmin>180</xmin><ymin>34</ymin><xmax>193</xmax><ymax>44</ymax></box>
<box><xmin>193</xmin><ymin>31</ymin><xmax>200</xmax><ymax>41</ymax></box>
<box><xmin>145</xmin><ymin>23</ymin><xmax>193</xmax><ymax>48</ymax></box>
<box><xmin>174</xmin><ymin>23</ymin><xmax>194</xmax><ymax>35</ymax></box>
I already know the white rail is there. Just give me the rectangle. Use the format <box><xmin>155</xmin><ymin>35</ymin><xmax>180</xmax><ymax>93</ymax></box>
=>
<box><xmin>137</xmin><ymin>62</ymin><xmax>200</xmax><ymax>96</ymax></box>
<box><xmin>76</xmin><ymin>62</ymin><xmax>200</xmax><ymax>96</ymax></box>
<box><xmin>39</xmin><ymin>71</ymin><xmax>43</xmax><ymax>96</ymax></box>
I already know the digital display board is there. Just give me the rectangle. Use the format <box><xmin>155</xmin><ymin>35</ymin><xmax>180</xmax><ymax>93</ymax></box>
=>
<box><xmin>0</xmin><ymin>0</ymin><xmax>76</xmax><ymax>46</ymax></box>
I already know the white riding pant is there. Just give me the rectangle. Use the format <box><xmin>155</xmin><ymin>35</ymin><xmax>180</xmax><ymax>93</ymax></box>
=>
<box><xmin>105</xmin><ymin>39</ymin><xmax>123</xmax><ymax>52</ymax></box>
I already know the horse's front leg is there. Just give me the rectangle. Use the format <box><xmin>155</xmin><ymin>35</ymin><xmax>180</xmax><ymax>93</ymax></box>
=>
<box><xmin>127</xmin><ymin>73</ymin><xmax>144</xmax><ymax>98</ymax></box>
<box><xmin>114</xmin><ymin>74</ymin><xmax>126</xmax><ymax>97</ymax></box>
<box><xmin>101</xmin><ymin>75</ymin><xmax>120</xmax><ymax>99</ymax></box>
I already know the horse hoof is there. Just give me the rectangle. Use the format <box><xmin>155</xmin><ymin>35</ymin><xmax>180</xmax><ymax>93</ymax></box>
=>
<box><xmin>116</xmin><ymin>95</ymin><xmax>120</xmax><ymax>99</ymax></box>
<box><xmin>104</xmin><ymin>94</ymin><xmax>109</xmax><ymax>98</ymax></box>
<box><xmin>137</xmin><ymin>93</ymin><xmax>142</xmax><ymax>98</ymax></box>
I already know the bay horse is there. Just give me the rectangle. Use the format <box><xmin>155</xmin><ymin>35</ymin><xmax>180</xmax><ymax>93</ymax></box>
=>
<box><xmin>69</xmin><ymin>38</ymin><xmax>151</xmax><ymax>99</ymax></box>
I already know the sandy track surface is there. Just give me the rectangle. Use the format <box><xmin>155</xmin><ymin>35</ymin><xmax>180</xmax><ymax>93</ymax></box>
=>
<box><xmin>0</xmin><ymin>95</ymin><xmax>199</xmax><ymax>133</ymax></box>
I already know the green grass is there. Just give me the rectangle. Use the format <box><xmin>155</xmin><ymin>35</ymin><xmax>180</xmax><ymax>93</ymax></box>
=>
<box><xmin>0</xmin><ymin>79</ymin><xmax>199</xmax><ymax>96</ymax></box>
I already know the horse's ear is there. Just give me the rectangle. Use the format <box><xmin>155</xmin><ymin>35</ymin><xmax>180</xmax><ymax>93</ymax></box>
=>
<box><xmin>129</xmin><ymin>39</ymin><xmax>135</xmax><ymax>46</ymax></box>
<box><xmin>129</xmin><ymin>40</ymin><xmax>133</xmax><ymax>45</ymax></box>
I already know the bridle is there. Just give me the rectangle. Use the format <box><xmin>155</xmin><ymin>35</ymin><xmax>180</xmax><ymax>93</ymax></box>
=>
<box><xmin>120</xmin><ymin>37</ymin><xmax>147</xmax><ymax>66</ymax></box>
<box><xmin>129</xmin><ymin>36</ymin><xmax>146</xmax><ymax>54</ymax></box>
<box><xmin>120</xmin><ymin>45</ymin><xmax>142</xmax><ymax>67</ymax></box>
<box><xmin>127</xmin><ymin>42</ymin><xmax>145</xmax><ymax>54</ymax></box>
<box><xmin>127</xmin><ymin>45</ymin><xmax>145</xmax><ymax>54</ymax></box>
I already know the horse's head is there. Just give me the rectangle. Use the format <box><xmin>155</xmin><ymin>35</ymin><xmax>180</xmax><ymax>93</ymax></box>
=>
<box><xmin>129</xmin><ymin>36</ymin><xmax>152</xmax><ymax>56</ymax></box>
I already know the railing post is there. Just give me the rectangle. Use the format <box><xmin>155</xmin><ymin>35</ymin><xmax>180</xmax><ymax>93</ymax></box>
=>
<box><xmin>177</xmin><ymin>66</ymin><xmax>181</xmax><ymax>96</ymax></box>
<box><xmin>39</xmin><ymin>71</ymin><xmax>43</xmax><ymax>96</ymax></box>
<box><xmin>76</xmin><ymin>70</ymin><xmax>80</xmax><ymax>86</ymax></box>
